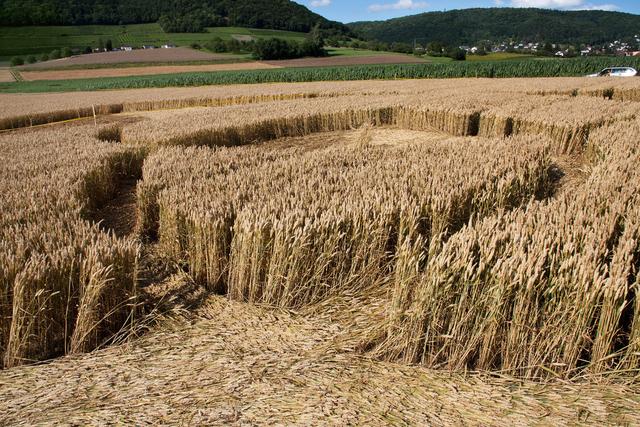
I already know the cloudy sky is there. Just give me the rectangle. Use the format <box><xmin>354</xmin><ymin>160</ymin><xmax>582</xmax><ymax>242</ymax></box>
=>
<box><xmin>301</xmin><ymin>0</ymin><xmax>639</xmax><ymax>23</ymax></box>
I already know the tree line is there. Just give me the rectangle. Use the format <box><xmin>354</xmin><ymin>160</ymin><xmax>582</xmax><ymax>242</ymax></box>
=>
<box><xmin>0</xmin><ymin>0</ymin><xmax>351</xmax><ymax>35</ymax></box>
<box><xmin>205</xmin><ymin>26</ymin><xmax>327</xmax><ymax>60</ymax></box>
<box><xmin>348</xmin><ymin>8</ymin><xmax>640</xmax><ymax>47</ymax></box>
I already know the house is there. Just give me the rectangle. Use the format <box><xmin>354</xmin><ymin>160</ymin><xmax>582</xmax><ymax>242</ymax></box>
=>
<box><xmin>121</xmin><ymin>46</ymin><xmax>133</xmax><ymax>51</ymax></box>
<box><xmin>142</xmin><ymin>45</ymin><xmax>156</xmax><ymax>49</ymax></box>
<box><xmin>161</xmin><ymin>44</ymin><xmax>176</xmax><ymax>49</ymax></box>
<box><xmin>555</xmin><ymin>51</ymin><xmax>565</xmax><ymax>57</ymax></box>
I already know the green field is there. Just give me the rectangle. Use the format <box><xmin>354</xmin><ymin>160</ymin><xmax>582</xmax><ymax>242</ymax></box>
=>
<box><xmin>0</xmin><ymin>24</ymin><xmax>308</xmax><ymax>58</ymax></box>
<box><xmin>467</xmin><ymin>52</ymin><xmax>536</xmax><ymax>62</ymax></box>
<box><xmin>326</xmin><ymin>47</ymin><xmax>411</xmax><ymax>57</ymax></box>
<box><xmin>421</xmin><ymin>55</ymin><xmax>455</xmax><ymax>63</ymax></box>
<box><xmin>0</xmin><ymin>56</ymin><xmax>635</xmax><ymax>94</ymax></box>
<box><xmin>328</xmin><ymin>49</ymin><xmax>454</xmax><ymax>63</ymax></box>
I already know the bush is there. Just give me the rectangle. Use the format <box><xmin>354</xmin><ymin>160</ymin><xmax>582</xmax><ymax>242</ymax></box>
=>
<box><xmin>252</xmin><ymin>38</ymin><xmax>295</xmax><ymax>60</ymax></box>
<box><xmin>228</xmin><ymin>39</ymin><xmax>253</xmax><ymax>53</ymax></box>
<box><xmin>446</xmin><ymin>47</ymin><xmax>467</xmax><ymax>61</ymax></box>
<box><xmin>190</xmin><ymin>43</ymin><xmax>202</xmax><ymax>50</ymax></box>
<box><xmin>39</xmin><ymin>53</ymin><xmax>50</xmax><ymax>62</ymax></box>
<box><xmin>252</xmin><ymin>37</ymin><xmax>326</xmax><ymax>60</ymax></box>
<box><xmin>10</xmin><ymin>56</ymin><xmax>24</xmax><ymax>66</ymax></box>
<box><xmin>426</xmin><ymin>41</ymin><xmax>445</xmax><ymax>56</ymax></box>
<box><xmin>390</xmin><ymin>42</ymin><xmax>413</xmax><ymax>54</ymax></box>
<box><xmin>50</xmin><ymin>49</ymin><xmax>61</xmax><ymax>59</ymax></box>
<box><xmin>206</xmin><ymin>37</ymin><xmax>228</xmax><ymax>53</ymax></box>
<box><xmin>204</xmin><ymin>37</ymin><xmax>254</xmax><ymax>54</ymax></box>
<box><xmin>83</xmin><ymin>46</ymin><xmax>92</xmax><ymax>54</ymax></box>
<box><xmin>62</xmin><ymin>47</ymin><xmax>72</xmax><ymax>57</ymax></box>
<box><xmin>26</xmin><ymin>55</ymin><xmax>37</xmax><ymax>64</ymax></box>
<box><xmin>298</xmin><ymin>38</ymin><xmax>326</xmax><ymax>58</ymax></box>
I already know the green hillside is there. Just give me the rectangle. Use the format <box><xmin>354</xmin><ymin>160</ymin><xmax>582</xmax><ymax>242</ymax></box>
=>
<box><xmin>0</xmin><ymin>24</ymin><xmax>307</xmax><ymax>58</ymax></box>
<box><xmin>0</xmin><ymin>0</ymin><xmax>349</xmax><ymax>34</ymax></box>
<box><xmin>348</xmin><ymin>8</ymin><xmax>640</xmax><ymax>46</ymax></box>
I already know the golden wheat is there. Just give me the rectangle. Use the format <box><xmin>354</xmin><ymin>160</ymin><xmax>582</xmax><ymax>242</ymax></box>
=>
<box><xmin>137</xmin><ymin>133</ymin><xmax>551</xmax><ymax>310</ymax></box>
<box><xmin>0</xmin><ymin>127</ymin><xmax>142</xmax><ymax>368</ymax></box>
<box><xmin>3</xmin><ymin>77</ymin><xmax>640</xmax><ymax>385</ymax></box>
<box><xmin>5</xmin><ymin>77</ymin><xmax>639</xmax><ymax>131</ymax></box>
<box><xmin>376</xmin><ymin>119</ymin><xmax>640</xmax><ymax>379</ymax></box>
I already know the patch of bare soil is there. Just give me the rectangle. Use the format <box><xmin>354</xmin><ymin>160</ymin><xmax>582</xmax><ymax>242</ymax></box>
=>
<box><xmin>22</xmin><ymin>47</ymin><xmax>230</xmax><ymax>69</ymax></box>
<box><xmin>21</xmin><ymin>62</ymin><xmax>280</xmax><ymax>81</ymax></box>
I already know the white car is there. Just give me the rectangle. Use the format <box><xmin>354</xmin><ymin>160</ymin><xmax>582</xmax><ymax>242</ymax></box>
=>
<box><xmin>587</xmin><ymin>67</ymin><xmax>638</xmax><ymax>77</ymax></box>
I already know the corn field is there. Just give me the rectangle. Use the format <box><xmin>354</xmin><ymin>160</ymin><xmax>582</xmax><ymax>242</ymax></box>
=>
<box><xmin>5</xmin><ymin>57</ymin><xmax>640</xmax><ymax>94</ymax></box>
<box><xmin>1</xmin><ymin>77</ymin><xmax>640</xmax><ymax>388</ymax></box>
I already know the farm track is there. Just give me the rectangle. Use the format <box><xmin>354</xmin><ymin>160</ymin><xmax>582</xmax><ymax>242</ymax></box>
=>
<box><xmin>2</xmin><ymin>78</ymin><xmax>640</xmax><ymax>424</ymax></box>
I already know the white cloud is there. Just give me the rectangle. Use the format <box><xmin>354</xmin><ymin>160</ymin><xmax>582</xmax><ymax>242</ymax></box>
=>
<box><xmin>368</xmin><ymin>0</ymin><xmax>429</xmax><ymax>12</ymax></box>
<box><xmin>574</xmin><ymin>3</ymin><xmax>619</xmax><ymax>10</ymax></box>
<box><xmin>310</xmin><ymin>0</ymin><xmax>331</xmax><ymax>6</ymax></box>
<box><xmin>510</xmin><ymin>0</ymin><xmax>619</xmax><ymax>10</ymax></box>
<box><xmin>511</xmin><ymin>0</ymin><xmax>583</xmax><ymax>6</ymax></box>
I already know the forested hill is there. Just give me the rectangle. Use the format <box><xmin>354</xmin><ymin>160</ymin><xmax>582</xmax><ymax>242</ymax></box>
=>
<box><xmin>0</xmin><ymin>0</ymin><xmax>349</xmax><ymax>34</ymax></box>
<box><xmin>348</xmin><ymin>8</ymin><xmax>640</xmax><ymax>45</ymax></box>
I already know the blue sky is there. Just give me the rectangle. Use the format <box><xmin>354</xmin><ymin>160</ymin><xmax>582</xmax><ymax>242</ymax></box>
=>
<box><xmin>298</xmin><ymin>0</ymin><xmax>640</xmax><ymax>23</ymax></box>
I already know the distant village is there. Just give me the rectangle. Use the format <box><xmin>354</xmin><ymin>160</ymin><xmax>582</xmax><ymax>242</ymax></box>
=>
<box><xmin>457</xmin><ymin>35</ymin><xmax>640</xmax><ymax>58</ymax></box>
<box><xmin>94</xmin><ymin>44</ymin><xmax>176</xmax><ymax>53</ymax></box>
<box><xmin>84</xmin><ymin>34</ymin><xmax>640</xmax><ymax>59</ymax></box>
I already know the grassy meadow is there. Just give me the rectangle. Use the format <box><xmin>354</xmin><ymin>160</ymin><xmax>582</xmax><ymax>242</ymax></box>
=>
<box><xmin>0</xmin><ymin>24</ymin><xmax>308</xmax><ymax>58</ymax></box>
<box><xmin>466</xmin><ymin>52</ymin><xmax>536</xmax><ymax>61</ymax></box>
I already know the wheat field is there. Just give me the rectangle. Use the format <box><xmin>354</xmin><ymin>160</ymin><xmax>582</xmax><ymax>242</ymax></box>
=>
<box><xmin>1</xmin><ymin>78</ymin><xmax>640</xmax><ymax>424</ymax></box>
